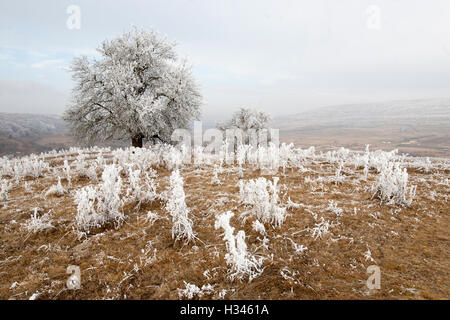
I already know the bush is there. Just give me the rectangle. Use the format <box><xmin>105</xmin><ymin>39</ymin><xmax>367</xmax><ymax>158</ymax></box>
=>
<box><xmin>126</xmin><ymin>167</ymin><xmax>158</xmax><ymax>205</ymax></box>
<box><xmin>0</xmin><ymin>179</ymin><xmax>12</xmax><ymax>201</ymax></box>
<box><xmin>23</xmin><ymin>208</ymin><xmax>54</xmax><ymax>233</ymax></box>
<box><xmin>215</xmin><ymin>211</ymin><xmax>263</xmax><ymax>282</ymax></box>
<box><xmin>166</xmin><ymin>170</ymin><xmax>195</xmax><ymax>244</ymax></box>
<box><xmin>45</xmin><ymin>176</ymin><xmax>67</xmax><ymax>197</ymax></box>
<box><xmin>239</xmin><ymin>176</ymin><xmax>287</xmax><ymax>227</ymax></box>
<box><xmin>74</xmin><ymin>164</ymin><xmax>124</xmax><ymax>235</ymax></box>
<box><xmin>371</xmin><ymin>162</ymin><xmax>416</xmax><ymax>206</ymax></box>
<box><xmin>12</xmin><ymin>156</ymin><xmax>49</xmax><ymax>179</ymax></box>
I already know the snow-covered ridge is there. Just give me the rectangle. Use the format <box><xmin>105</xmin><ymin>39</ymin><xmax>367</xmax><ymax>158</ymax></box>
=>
<box><xmin>0</xmin><ymin>113</ymin><xmax>67</xmax><ymax>139</ymax></box>
<box><xmin>273</xmin><ymin>98</ymin><xmax>450</xmax><ymax>129</ymax></box>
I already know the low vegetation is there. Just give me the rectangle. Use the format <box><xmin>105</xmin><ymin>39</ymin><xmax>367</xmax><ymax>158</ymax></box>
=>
<box><xmin>0</xmin><ymin>143</ymin><xmax>448</xmax><ymax>299</ymax></box>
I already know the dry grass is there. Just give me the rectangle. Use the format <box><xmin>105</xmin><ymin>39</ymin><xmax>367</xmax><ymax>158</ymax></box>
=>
<box><xmin>0</xmin><ymin>151</ymin><xmax>449</xmax><ymax>300</ymax></box>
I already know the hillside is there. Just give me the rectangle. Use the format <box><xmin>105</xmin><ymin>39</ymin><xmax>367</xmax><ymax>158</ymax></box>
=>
<box><xmin>0</xmin><ymin>144</ymin><xmax>448</xmax><ymax>299</ymax></box>
<box><xmin>0</xmin><ymin>113</ymin><xmax>128</xmax><ymax>157</ymax></box>
<box><xmin>0</xmin><ymin>113</ymin><xmax>68</xmax><ymax>139</ymax></box>
<box><xmin>0</xmin><ymin>113</ymin><xmax>73</xmax><ymax>156</ymax></box>
<box><xmin>273</xmin><ymin>98</ymin><xmax>450</xmax><ymax>157</ymax></box>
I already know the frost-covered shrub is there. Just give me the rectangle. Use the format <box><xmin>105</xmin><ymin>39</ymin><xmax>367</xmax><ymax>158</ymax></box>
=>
<box><xmin>215</xmin><ymin>211</ymin><xmax>263</xmax><ymax>282</ymax></box>
<box><xmin>97</xmin><ymin>164</ymin><xmax>124</xmax><ymax>222</ymax></box>
<box><xmin>327</xmin><ymin>200</ymin><xmax>343</xmax><ymax>217</ymax></box>
<box><xmin>421</xmin><ymin>157</ymin><xmax>432</xmax><ymax>173</ymax></box>
<box><xmin>74</xmin><ymin>164</ymin><xmax>124</xmax><ymax>234</ymax></box>
<box><xmin>250</xmin><ymin>143</ymin><xmax>280</xmax><ymax>173</ymax></box>
<box><xmin>163</xmin><ymin>146</ymin><xmax>184</xmax><ymax>170</ymax></box>
<box><xmin>73</xmin><ymin>153</ymin><xmax>98</xmax><ymax>181</ymax></box>
<box><xmin>279</xmin><ymin>143</ymin><xmax>295</xmax><ymax>173</ymax></box>
<box><xmin>371</xmin><ymin>162</ymin><xmax>416</xmax><ymax>206</ymax></box>
<box><xmin>252</xmin><ymin>220</ymin><xmax>266</xmax><ymax>236</ymax></box>
<box><xmin>368</xmin><ymin>149</ymin><xmax>401</xmax><ymax>173</ymax></box>
<box><xmin>23</xmin><ymin>181</ymin><xmax>32</xmax><ymax>193</ymax></box>
<box><xmin>166</xmin><ymin>170</ymin><xmax>195</xmax><ymax>244</ymax></box>
<box><xmin>239</xmin><ymin>177</ymin><xmax>287</xmax><ymax>227</ymax></box>
<box><xmin>45</xmin><ymin>176</ymin><xmax>67</xmax><ymax>197</ymax></box>
<box><xmin>236</xmin><ymin>144</ymin><xmax>250</xmax><ymax>167</ymax></box>
<box><xmin>63</xmin><ymin>159</ymin><xmax>72</xmax><ymax>188</ymax></box>
<box><xmin>0</xmin><ymin>179</ymin><xmax>12</xmax><ymax>201</ymax></box>
<box><xmin>145</xmin><ymin>211</ymin><xmax>166</xmax><ymax>226</ymax></box>
<box><xmin>13</xmin><ymin>156</ymin><xmax>49</xmax><ymax>179</ymax></box>
<box><xmin>178</xmin><ymin>282</ymin><xmax>215</xmax><ymax>299</ymax></box>
<box><xmin>74</xmin><ymin>186</ymin><xmax>98</xmax><ymax>233</ymax></box>
<box><xmin>0</xmin><ymin>157</ymin><xmax>14</xmax><ymax>177</ymax></box>
<box><xmin>126</xmin><ymin>167</ymin><xmax>158</xmax><ymax>205</ymax></box>
<box><xmin>211</xmin><ymin>164</ymin><xmax>221</xmax><ymax>185</ymax></box>
<box><xmin>311</xmin><ymin>218</ymin><xmax>333</xmax><ymax>239</ymax></box>
<box><xmin>332</xmin><ymin>161</ymin><xmax>345</xmax><ymax>185</ymax></box>
<box><xmin>86</xmin><ymin>165</ymin><xmax>98</xmax><ymax>182</ymax></box>
<box><xmin>23</xmin><ymin>208</ymin><xmax>54</xmax><ymax>233</ymax></box>
<box><xmin>73</xmin><ymin>153</ymin><xmax>87</xmax><ymax>174</ymax></box>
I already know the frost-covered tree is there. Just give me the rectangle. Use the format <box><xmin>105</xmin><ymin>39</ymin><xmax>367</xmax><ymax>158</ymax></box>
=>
<box><xmin>218</xmin><ymin>108</ymin><xmax>271</xmax><ymax>132</ymax></box>
<box><xmin>64</xmin><ymin>27</ymin><xmax>202</xmax><ymax>147</ymax></box>
<box><xmin>217</xmin><ymin>108</ymin><xmax>272</xmax><ymax>146</ymax></box>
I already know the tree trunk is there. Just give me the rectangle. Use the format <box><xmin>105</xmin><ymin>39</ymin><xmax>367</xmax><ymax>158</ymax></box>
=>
<box><xmin>131</xmin><ymin>134</ymin><xmax>143</xmax><ymax>148</ymax></box>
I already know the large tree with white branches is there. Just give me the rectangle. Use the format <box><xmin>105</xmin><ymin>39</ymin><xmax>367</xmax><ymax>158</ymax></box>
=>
<box><xmin>64</xmin><ymin>27</ymin><xmax>202</xmax><ymax>147</ymax></box>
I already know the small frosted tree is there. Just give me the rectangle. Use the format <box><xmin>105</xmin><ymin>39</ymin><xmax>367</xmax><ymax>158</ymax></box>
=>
<box><xmin>217</xmin><ymin>108</ymin><xmax>272</xmax><ymax>148</ymax></box>
<box><xmin>64</xmin><ymin>27</ymin><xmax>202</xmax><ymax>147</ymax></box>
<box><xmin>218</xmin><ymin>108</ymin><xmax>271</xmax><ymax>132</ymax></box>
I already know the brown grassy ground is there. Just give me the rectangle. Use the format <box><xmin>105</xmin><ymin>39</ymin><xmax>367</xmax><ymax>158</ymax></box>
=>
<box><xmin>0</xmin><ymin>151</ymin><xmax>449</xmax><ymax>300</ymax></box>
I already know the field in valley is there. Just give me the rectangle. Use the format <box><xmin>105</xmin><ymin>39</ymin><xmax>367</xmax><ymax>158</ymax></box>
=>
<box><xmin>0</xmin><ymin>144</ymin><xmax>448</xmax><ymax>300</ymax></box>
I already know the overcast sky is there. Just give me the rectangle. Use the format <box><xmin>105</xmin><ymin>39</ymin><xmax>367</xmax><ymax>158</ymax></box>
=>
<box><xmin>1</xmin><ymin>0</ymin><xmax>450</xmax><ymax>120</ymax></box>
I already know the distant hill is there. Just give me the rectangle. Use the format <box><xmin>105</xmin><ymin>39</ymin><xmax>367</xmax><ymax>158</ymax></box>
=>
<box><xmin>1</xmin><ymin>98</ymin><xmax>449</xmax><ymax>157</ymax></box>
<box><xmin>272</xmin><ymin>98</ymin><xmax>450</xmax><ymax>157</ymax></box>
<box><xmin>0</xmin><ymin>113</ymin><xmax>68</xmax><ymax>139</ymax></box>
<box><xmin>0</xmin><ymin>113</ymin><xmax>73</xmax><ymax>156</ymax></box>
<box><xmin>0</xmin><ymin>113</ymin><xmax>131</xmax><ymax>157</ymax></box>
<box><xmin>273</xmin><ymin>98</ymin><xmax>450</xmax><ymax>129</ymax></box>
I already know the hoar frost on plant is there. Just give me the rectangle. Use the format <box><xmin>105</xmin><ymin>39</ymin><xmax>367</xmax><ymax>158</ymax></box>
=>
<box><xmin>311</xmin><ymin>218</ymin><xmax>334</xmax><ymax>239</ymax></box>
<box><xmin>371</xmin><ymin>162</ymin><xmax>416</xmax><ymax>206</ymax></box>
<box><xmin>63</xmin><ymin>159</ymin><xmax>72</xmax><ymax>188</ymax></box>
<box><xmin>73</xmin><ymin>153</ymin><xmax>98</xmax><ymax>182</ymax></box>
<box><xmin>327</xmin><ymin>200</ymin><xmax>343</xmax><ymax>217</ymax></box>
<box><xmin>145</xmin><ymin>211</ymin><xmax>167</xmax><ymax>226</ymax></box>
<box><xmin>252</xmin><ymin>220</ymin><xmax>266</xmax><ymax>236</ymax></box>
<box><xmin>163</xmin><ymin>146</ymin><xmax>184</xmax><ymax>170</ymax></box>
<box><xmin>178</xmin><ymin>282</ymin><xmax>215</xmax><ymax>299</ymax></box>
<box><xmin>215</xmin><ymin>211</ymin><xmax>264</xmax><ymax>282</ymax></box>
<box><xmin>74</xmin><ymin>164</ymin><xmax>124</xmax><ymax>235</ymax></box>
<box><xmin>12</xmin><ymin>156</ymin><xmax>49</xmax><ymax>179</ymax></box>
<box><xmin>211</xmin><ymin>164</ymin><xmax>221</xmax><ymax>185</ymax></box>
<box><xmin>126</xmin><ymin>167</ymin><xmax>158</xmax><ymax>206</ymax></box>
<box><xmin>0</xmin><ymin>179</ymin><xmax>12</xmax><ymax>201</ymax></box>
<box><xmin>45</xmin><ymin>176</ymin><xmax>67</xmax><ymax>197</ymax></box>
<box><xmin>166</xmin><ymin>169</ymin><xmax>195</xmax><ymax>244</ymax></box>
<box><xmin>286</xmin><ymin>238</ymin><xmax>308</xmax><ymax>254</ymax></box>
<box><xmin>239</xmin><ymin>177</ymin><xmax>287</xmax><ymax>227</ymax></box>
<box><xmin>0</xmin><ymin>157</ymin><xmax>14</xmax><ymax>178</ymax></box>
<box><xmin>23</xmin><ymin>208</ymin><xmax>54</xmax><ymax>233</ymax></box>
